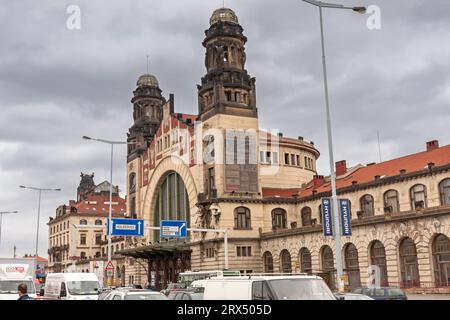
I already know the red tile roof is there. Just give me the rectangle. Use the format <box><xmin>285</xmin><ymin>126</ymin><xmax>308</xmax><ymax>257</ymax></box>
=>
<box><xmin>262</xmin><ymin>188</ymin><xmax>302</xmax><ymax>198</ymax></box>
<box><xmin>73</xmin><ymin>193</ymin><xmax>126</xmax><ymax>215</ymax></box>
<box><xmin>264</xmin><ymin>143</ymin><xmax>450</xmax><ymax>199</ymax></box>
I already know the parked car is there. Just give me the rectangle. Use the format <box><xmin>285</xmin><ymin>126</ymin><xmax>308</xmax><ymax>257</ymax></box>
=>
<box><xmin>168</xmin><ymin>288</ymin><xmax>204</xmax><ymax>300</ymax></box>
<box><xmin>334</xmin><ymin>292</ymin><xmax>374</xmax><ymax>300</ymax></box>
<box><xmin>100</xmin><ymin>288</ymin><xmax>168</xmax><ymax>300</ymax></box>
<box><xmin>191</xmin><ymin>275</ymin><xmax>336</xmax><ymax>300</ymax></box>
<box><xmin>352</xmin><ymin>287</ymin><xmax>407</xmax><ymax>300</ymax></box>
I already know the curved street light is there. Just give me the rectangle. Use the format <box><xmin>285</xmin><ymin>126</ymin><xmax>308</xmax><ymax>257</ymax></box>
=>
<box><xmin>302</xmin><ymin>0</ymin><xmax>366</xmax><ymax>293</ymax></box>
<box><xmin>19</xmin><ymin>185</ymin><xmax>61</xmax><ymax>258</ymax></box>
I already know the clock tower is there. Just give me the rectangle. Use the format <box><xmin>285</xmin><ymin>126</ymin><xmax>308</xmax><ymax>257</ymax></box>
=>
<box><xmin>197</xmin><ymin>8</ymin><xmax>257</xmax><ymax>122</ymax></box>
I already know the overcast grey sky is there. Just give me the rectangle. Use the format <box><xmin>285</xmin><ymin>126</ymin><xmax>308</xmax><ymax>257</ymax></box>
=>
<box><xmin>0</xmin><ymin>0</ymin><xmax>449</xmax><ymax>258</ymax></box>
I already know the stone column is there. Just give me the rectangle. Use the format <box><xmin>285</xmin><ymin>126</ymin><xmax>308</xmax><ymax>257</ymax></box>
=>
<box><xmin>358</xmin><ymin>247</ymin><xmax>370</xmax><ymax>286</ymax></box>
<box><xmin>385</xmin><ymin>244</ymin><xmax>399</xmax><ymax>287</ymax></box>
<box><xmin>416</xmin><ymin>242</ymin><xmax>433</xmax><ymax>291</ymax></box>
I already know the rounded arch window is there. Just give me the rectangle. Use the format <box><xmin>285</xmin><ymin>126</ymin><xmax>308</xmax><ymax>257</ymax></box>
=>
<box><xmin>301</xmin><ymin>207</ymin><xmax>312</xmax><ymax>227</ymax></box>
<box><xmin>263</xmin><ymin>251</ymin><xmax>274</xmax><ymax>273</ymax></box>
<box><xmin>439</xmin><ymin>179</ymin><xmax>450</xmax><ymax>206</ymax></box>
<box><xmin>154</xmin><ymin>172</ymin><xmax>190</xmax><ymax>239</ymax></box>
<box><xmin>299</xmin><ymin>248</ymin><xmax>312</xmax><ymax>275</ymax></box>
<box><xmin>280</xmin><ymin>250</ymin><xmax>292</xmax><ymax>273</ymax></box>
<box><xmin>94</xmin><ymin>219</ymin><xmax>102</xmax><ymax>226</ymax></box>
<box><xmin>399</xmin><ymin>237</ymin><xmax>420</xmax><ymax>288</ymax></box>
<box><xmin>432</xmin><ymin>234</ymin><xmax>450</xmax><ymax>287</ymax></box>
<box><xmin>360</xmin><ymin>194</ymin><xmax>374</xmax><ymax>217</ymax></box>
<box><xmin>384</xmin><ymin>190</ymin><xmax>399</xmax><ymax>213</ymax></box>
<box><xmin>271</xmin><ymin>208</ymin><xmax>287</xmax><ymax>229</ymax></box>
<box><xmin>370</xmin><ymin>240</ymin><xmax>389</xmax><ymax>286</ymax></box>
<box><xmin>234</xmin><ymin>207</ymin><xmax>251</xmax><ymax>229</ymax></box>
<box><xmin>410</xmin><ymin>184</ymin><xmax>427</xmax><ymax>210</ymax></box>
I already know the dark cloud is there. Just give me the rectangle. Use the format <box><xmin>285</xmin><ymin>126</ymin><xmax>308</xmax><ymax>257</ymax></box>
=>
<box><xmin>0</xmin><ymin>0</ymin><xmax>449</xmax><ymax>256</ymax></box>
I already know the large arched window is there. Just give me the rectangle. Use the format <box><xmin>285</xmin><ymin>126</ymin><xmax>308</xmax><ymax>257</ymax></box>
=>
<box><xmin>344</xmin><ymin>243</ymin><xmax>361</xmax><ymax>289</ymax></box>
<box><xmin>321</xmin><ymin>246</ymin><xmax>336</xmax><ymax>290</ymax></box>
<box><xmin>432</xmin><ymin>234</ymin><xmax>450</xmax><ymax>287</ymax></box>
<box><xmin>399</xmin><ymin>238</ymin><xmax>420</xmax><ymax>288</ymax></box>
<box><xmin>370</xmin><ymin>240</ymin><xmax>389</xmax><ymax>286</ymax></box>
<box><xmin>301</xmin><ymin>207</ymin><xmax>312</xmax><ymax>227</ymax></box>
<box><xmin>271</xmin><ymin>208</ymin><xmax>287</xmax><ymax>229</ymax></box>
<box><xmin>360</xmin><ymin>194</ymin><xmax>374</xmax><ymax>217</ymax></box>
<box><xmin>234</xmin><ymin>207</ymin><xmax>251</xmax><ymax>229</ymax></box>
<box><xmin>299</xmin><ymin>248</ymin><xmax>312</xmax><ymax>275</ymax></box>
<box><xmin>439</xmin><ymin>179</ymin><xmax>450</xmax><ymax>206</ymax></box>
<box><xmin>154</xmin><ymin>172</ymin><xmax>190</xmax><ymax>239</ymax></box>
<box><xmin>410</xmin><ymin>184</ymin><xmax>427</xmax><ymax>210</ymax></box>
<box><xmin>129</xmin><ymin>173</ymin><xmax>136</xmax><ymax>194</ymax></box>
<box><xmin>384</xmin><ymin>190</ymin><xmax>400</xmax><ymax>213</ymax></box>
<box><xmin>280</xmin><ymin>250</ymin><xmax>292</xmax><ymax>273</ymax></box>
<box><xmin>263</xmin><ymin>251</ymin><xmax>274</xmax><ymax>273</ymax></box>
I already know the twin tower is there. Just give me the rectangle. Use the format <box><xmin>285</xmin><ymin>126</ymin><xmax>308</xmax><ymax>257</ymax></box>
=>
<box><xmin>127</xmin><ymin>8</ymin><xmax>257</xmax><ymax>161</ymax></box>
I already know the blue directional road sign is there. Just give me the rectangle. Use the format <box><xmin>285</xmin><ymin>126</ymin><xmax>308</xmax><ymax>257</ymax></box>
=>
<box><xmin>160</xmin><ymin>220</ymin><xmax>187</xmax><ymax>238</ymax></box>
<box><xmin>108</xmin><ymin>218</ymin><xmax>144</xmax><ymax>237</ymax></box>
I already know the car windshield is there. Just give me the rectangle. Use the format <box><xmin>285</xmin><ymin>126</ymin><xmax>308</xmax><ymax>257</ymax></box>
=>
<box><xmin>125</xmin><ymin>293</ymin><xmax>167</xmax><ymax>300</ymax></box>
<box><xmin>268</xmin><ymin>279</ymin><xmax>335</xmax><ymax>300</ymax></box>
<box><xmin>66</xmin><ymin>281</ymin><xmax>99</xmax><ymax>295</ymax></box>
<box><xmin>0</xmin><ymin>280</ymin><xmax>35</xmax><ymax>294</ymax></box>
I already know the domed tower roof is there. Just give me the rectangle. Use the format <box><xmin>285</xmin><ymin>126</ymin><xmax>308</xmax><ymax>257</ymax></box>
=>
<box><xmin>136</xmin><ymin>74</ymin><xmax>159</xmax><ymax>88</ymax></box>
<box><xmin>210</xmin><ymin>7</ymin><xmax>239</xmax><ymax>26</ymax></box>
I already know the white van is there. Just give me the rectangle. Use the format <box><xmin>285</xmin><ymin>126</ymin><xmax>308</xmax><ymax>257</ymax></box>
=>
<box><xmin>0</xmin><ymin>259</ymin><xmax>37</xmax><ymax>300</ymax></box>
<box><xmin>191</xmin><ymin>275</ymin><xmax>336</xmax><ymax>300</ymax></box>
<box><xmin>44</xmin><ymin>273</ymin><xmax>100</xmax><ymax>300</ymax></box>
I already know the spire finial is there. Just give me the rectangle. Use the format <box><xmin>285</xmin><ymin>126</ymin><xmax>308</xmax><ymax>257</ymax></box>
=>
<box><xmin>146</xmin><ymin>55</ymin><xmax>150</xmax><ymax>74</ymax></box>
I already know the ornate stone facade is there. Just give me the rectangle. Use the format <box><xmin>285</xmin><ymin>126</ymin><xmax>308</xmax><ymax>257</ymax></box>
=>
<box><xmin>121</xmin><ymin>7</ymin><xmax>450</xmax><ymax>293</ymax></box>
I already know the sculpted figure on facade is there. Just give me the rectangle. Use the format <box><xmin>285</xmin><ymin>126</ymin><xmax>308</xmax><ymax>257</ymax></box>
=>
<box><xmin>209</xmin><ymin>203</ymin><xmax>221</xmax><ymax>229</ymax></box>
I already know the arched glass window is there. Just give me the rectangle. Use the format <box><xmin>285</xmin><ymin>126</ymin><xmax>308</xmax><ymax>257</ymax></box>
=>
<box><xmin>280</xmin><ymin>250</ymin><xmax>292</xmax><ymax>273</ymax></box>
<box><xmin>129</xmin><ymin>173</ymin><xmax>136</xmax><ymax>194</ymax></box>
<box><xmin>94</xmin><ymin>219</ymin><xmax>102</xmax><ymax>226</ymax></box>
<box><xmin>439</xmin><ymin>179</ymin><xmax>450</xmax><ymax>206</ymax></box>
<box><xmin>384</xmin><ymin>190</ymin><xmax>400</xmax><ymax>213</ymax></box>
<box><xmin>370</xmin><ymin>240</ymin><xmax>389</xmax><ymax>286</ymax></box>
<box><xmin>360</xmin><ymin>194</ymin><xmax>374</xmax><ymax>217</ymax></box>
<box><xmin>399</xmin><ymin>238</ymin><xmax>420</xmax><ymax>288</ymax></box>
<box><xmin>299</xmin><ymin>248</ymin><xmax>312</xmax><ymax>275</ymax></box>
<box><xmin>154</xmin><ymin>172</ymin><xmax>190</xmax><ymax>239</ymax></box>
<box><xmin>234</xmin><ymin>207</ymin><xmax>251</xmax><ymax>229</ymax></box>
<box><xmin>80</xmin><ymin>219</ymin><xmax>87</xmax><ymax>225</ymax></box>
<box><xmin>263</xmin><ymin>252</ymin><xmax>274</xmax><ymax>273</ymax></box>
<box><xmin>432</xmin><ymin>234</ymin><xmax>450</xmax><ymax>287</ymax></box>
<box><xmin>271</xmin><ymin>208</ymin><xmax>287</xmax><ymax>229</ymax></box>
<box><xmin>410</xmin><ymin>184</ymin><xmax>427</xmax><ymax>210</ymax></box>
<box><xmin>321</xmin><ymin>246</ymin><xmax>336</xmax><ymax>290</ymax></box>
<box><xmin>301</xmin><ymin>207</ymin><xmax>312</xmax><ymax>227</ymax></box>
<box><xmin>344</xmin><ymin>243</ymin><xmax>361</xmax><ymax>289</ymax></box>
<box><xmin>322</xmin><ymin>246</ymin><xmax>334</xmax><ymax>271</ymax></box>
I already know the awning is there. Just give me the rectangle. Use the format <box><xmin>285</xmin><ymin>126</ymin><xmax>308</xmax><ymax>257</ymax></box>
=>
<box><xmin>119</xmin><ymin>242</ymin><xmax>191</xmax><ymax>259</ymax></box>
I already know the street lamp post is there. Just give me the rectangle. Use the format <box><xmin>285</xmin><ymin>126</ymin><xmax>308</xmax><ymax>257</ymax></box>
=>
<box><xmin>0</xmin><ymin>211</ymin><xmax>19</xmax><ymax>250</ymax></box>
<box><xmin>302</xmin><ymin>0</ymin><xmax>366</xmax><ymax>293</ymax></box>
<box><xmin>82</xmin><ymin>136</ymin><xmax>135</xmax><ymax>269</ymax></box>
<box><xmin>19</xmin><ymin>186</ymin><xmax>61</xmax><ymax>258</ymax></box>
